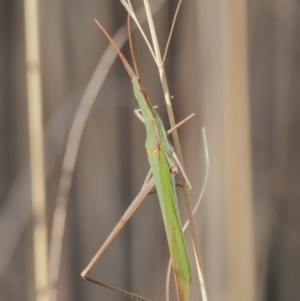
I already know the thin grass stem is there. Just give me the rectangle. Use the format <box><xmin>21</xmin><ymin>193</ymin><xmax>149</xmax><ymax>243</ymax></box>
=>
<box><xmin>24</xmin><ymin>0</ymin><xmax>49</xmax><ymax>300</ymax></box>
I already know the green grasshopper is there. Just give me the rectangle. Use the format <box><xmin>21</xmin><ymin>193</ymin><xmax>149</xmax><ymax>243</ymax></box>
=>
<box><xmin>81</xmin><ymin>17</ymin><xmax>193</xmax><ymax>301</ymax></box>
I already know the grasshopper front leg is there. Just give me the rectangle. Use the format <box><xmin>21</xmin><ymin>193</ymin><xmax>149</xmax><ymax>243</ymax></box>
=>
<box><xmin>134</xmin><ymin>109</ymin><xmax>195</xmax><ymax>189</ymax></box>
<box><xmin>134</xmin><ymin>104</ymin><xmax>163</xmax><ymax>123</ymax></box>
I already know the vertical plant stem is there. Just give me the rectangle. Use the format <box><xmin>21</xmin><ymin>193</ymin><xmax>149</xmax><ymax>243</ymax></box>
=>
<box><xmin>143</xmin><ymin>2</ymin><xmax>209</xmax><ymax>300</ymax></box>
<box><xmin>222</xmin><ymin>0</ymin><xmax>256</xmax><ymax>300</ymax></box>
<box><xmin>24</xmin><ymin>0</ymin><xmax>49</xmax><ymax>301</ymax></box>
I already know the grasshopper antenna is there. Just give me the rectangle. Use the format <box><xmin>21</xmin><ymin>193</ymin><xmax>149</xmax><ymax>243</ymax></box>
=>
<box><xmin>127</xmin><ymin>14</ymin><xmax>140</xmax><ymax>79</ymax></box>
<box><xmin>94</xmin><ymin>18</ymin><xmax>136</xmax><ymax>79</ymax></box>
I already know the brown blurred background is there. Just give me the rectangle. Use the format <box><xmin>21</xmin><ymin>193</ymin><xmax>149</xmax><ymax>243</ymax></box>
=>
<box><xmin>1</xmin><ymin>0</ymin><xmax>300</xmax><ymax>301</ymax></box>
